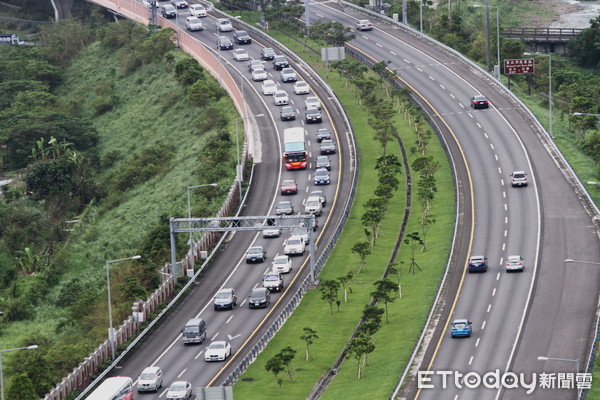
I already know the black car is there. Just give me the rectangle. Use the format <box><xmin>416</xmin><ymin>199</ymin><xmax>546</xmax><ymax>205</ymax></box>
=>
<box><xmin>470</xmin><ymin>95</ymin><xmax>489</xmax><ymax>109</ymax></box>
<box><xmin>233</xmin><ymin>30</ymin><xmax>252</xmax><ymax>45</ymax></box>
<box><xmin>171</xmin><ymin>0</ymin><xmax>188</xmax><ymax>8</ymax></box>
<box><xmin>248</xmin><ymin>287</ymin><xmax>270</xmax><ymax>309</ymax></box>
<box><xmin>315</xmin><ymin>128</ymin><xmax>331</xmax><ymax>143</ymax></box>
<box><xmin>280</xmin><ymin>106</ymin><xmax>296</xmax><ymax>121</ymax></box>
<box><xmin>305</xmin><ymin>108</ymin><xmax>322</xmax><ymax>124</ymax></box>
<box><xmin>217</xmin><ymin>36</ymin><xmax>233</xmax><ymax>50</ymax></box>
<box><xmin>273</xmin><ymin>55</ymin><xmax>289</xmax><ymax>70</ymax></box>
<box><xmin>245</xmin><ymin>246</ymin><xmax>267</xmax><ymax>263</ymax></box>
<box><xmin>319</xmin><ymin>139</ymin><xmax>336</xmax><ymax>154</ymax></box>
<box><xmin>315</xmin><ymin>155</ymin><xmax>331</xmax><ymax>170</ymax></box>
<box><xmin>261</xmin><ymin>47</ymin><xmax>276</xmax><ymax>60</ymax></box>
<box><xmin>161</xmin><ymin>4</ymin><xmax>176</xmax><ymax>18</ymax></box>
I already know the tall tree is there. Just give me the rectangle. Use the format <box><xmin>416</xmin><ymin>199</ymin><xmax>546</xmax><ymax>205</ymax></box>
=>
<box><xmin>351</xmin><ymin>241</ymin><xmax>371</xmax><ymax>273</ymax></box>
<box><xmin>265</xmin><ymin>354</ymin><xmax>285</xmax><ymax>392</ymax></box>
<box><xmin>279</xmin><ymin>346</ymin><xmax>297</xmax><ymax>382</ymax></box>
<box><xmin>300</xmin><ymin>327</ymin><xmax>319</xmax><ymax>361</ymax></box>
<box><xmin>372</xmin><ymin>279</ymin><xmax>400</xmax><ymax>323</ymax></box>
<box><xmin>5</xmin><ymin>374</ymin><xmax>38</xmax><ymax>400</ymax></box>
<box><xmin>319</xmin><ymin>279</ymin><xmax>341</xmax><ymax>320</ymax></box>
<box><xmin>308</xmin><ymin>21</ymin><xmax>355</xmax><ymax>46</ymax></box>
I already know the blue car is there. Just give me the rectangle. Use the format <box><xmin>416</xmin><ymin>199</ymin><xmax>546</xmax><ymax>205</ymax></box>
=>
<box><xmin>451</xmin><ymin>319</ymin><xmax>472</xmax><ymax>338</ymax></box>
<box><xmin>314</xmin><ymin>168</ymin><xmax>330</xmax><ymax>185</ymax></box>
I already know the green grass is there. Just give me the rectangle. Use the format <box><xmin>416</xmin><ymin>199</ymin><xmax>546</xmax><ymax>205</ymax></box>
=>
<box><xmin>1</xmin><ymin>42</ymin><xmax>239</xmax><ymax>356</ymax></box>
<box><xmin>232</xmin><ymin>25</ymin><xmax>455</xmax><ymax>398</ymax></box>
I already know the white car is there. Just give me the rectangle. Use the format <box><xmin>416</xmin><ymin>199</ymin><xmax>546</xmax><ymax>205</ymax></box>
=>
<box><xmin>216</xmin><ymin>18</ymin><xmax>233</xmax><ymax>32</ymax></box>
<box><xmin>272</xmin><ymin>255</ymin><xmax>292</xmax><ymax>274</ymax></box>
<box><xmin>185</xmin><ymin>16</ymin><xmax>203</xmax><ymax>31</ymax></box>
<box><xmin>304</xmin><ymin>195</ymin><xmax>323</xmax><ymax>216</ymax></box>
<box><xmin>280</xmin><ymin>67</ymin><xmax>297</xmax><ymax>82</ymax></box>
<box><xmin>262</xmin><ymin>79</ymin><xmax>277</xmax><ymax>95</ymax></box>
<box><xmin>305</xmin><ymin>96</ymin><xmax>321</xmax><ymax>110</ymax></box>
<box><xmin>232</xmin><ymin>48</ymin><xmax>249</xmax><ymax>61</ymax></box>
<box><xmin>284</xmin><ymin>235</ymin><xmax>306</xmax><ymax>255</ymax></box>
<box><xmin>166</xmin><ymin>381</ymin><xmax>192</xmax><ymax>400</ymax></box>
<box><xmin>189</xmin><ymin>3</ymin><xmax>207</xmax><ymax>17</ymax></box>
<box><xmin>510</xmin><ymin>171</ymin><xmax>528</xmax><ymax>187</ymax></box>
<box><xmin>356</xmin><ymin>19</ymin><xmax>373</xmax><ymax>31</ymax></box>
<box><xmin>204</xmin><ymin>341</ymin><xmax>232</xmax><ymax>361</ymax></box>
<box><xmin>262</xmin><ymin>223</ymin><xmax>281</xmax><ymax>238</ymax></box>
<box><xmin>273</xmin><ymin>90</ymin><xmax>289</xmax><ymax>105</ymax></box>
<box><xmin>506</xmin><ymin>255</ymin><xmax>525</xmax><ymax>272</ymax></box>
<box><xmin>137</xmin><ymin>366</ymin><xmax>163</xmax><ymax>393</ymax></box>
<box><xmin>294</xmin><ymin>80</ymin><xmax>310</xmax><ymax>94</ymax></box>
<box><xmin>252</xmin><ymin>67</ymin><xmax>268</xmax><ymax>81</ymax></box>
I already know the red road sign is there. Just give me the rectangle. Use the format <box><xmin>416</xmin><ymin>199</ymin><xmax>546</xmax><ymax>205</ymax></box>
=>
<box><xmin>504</xmin><ymin>59</ymin><xmax>535</xmax><ymax>75</ymax></box>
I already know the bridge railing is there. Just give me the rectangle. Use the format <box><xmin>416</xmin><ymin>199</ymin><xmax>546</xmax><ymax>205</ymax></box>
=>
<box><xmin>503</xmin><ymin>27</ymin><xmax>584</xmax><ymax>42</ymax></box>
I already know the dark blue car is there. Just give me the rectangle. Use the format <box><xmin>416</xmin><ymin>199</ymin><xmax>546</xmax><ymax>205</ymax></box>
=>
<box><xmin>468</xmin><ymin>255</ymin><xmax>488</xmax><ymax>273</ymax></box>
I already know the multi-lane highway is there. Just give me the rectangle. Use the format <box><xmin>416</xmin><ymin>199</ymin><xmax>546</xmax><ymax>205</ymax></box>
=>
<box><xmin>306</xmin><ymin>3</ymin><xmax>599</xmax><ymax>400</ymax></box>
<box><xmin>105</xmin><ymin>1</ymin><xmax>356</xmax><ymax>397</ymax></box>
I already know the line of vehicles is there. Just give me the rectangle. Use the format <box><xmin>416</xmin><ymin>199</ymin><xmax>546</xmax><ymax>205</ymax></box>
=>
<box><xmin>451</xmin><ymin>95</ymin><xmax>531</xmax><ymax>340</ymax></box>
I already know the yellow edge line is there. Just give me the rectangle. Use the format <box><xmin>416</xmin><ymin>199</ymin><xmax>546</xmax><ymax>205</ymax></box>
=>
<box><xmin>344</xmin><ymin>43</ymin><xmax>475</xmax><ymax>399</ymax></box>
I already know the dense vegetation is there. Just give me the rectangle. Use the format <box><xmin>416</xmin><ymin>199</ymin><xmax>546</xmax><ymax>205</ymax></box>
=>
<box><xmin>0</xmin><ymin>18</ymin><xmax>236</xmax><ymax>398</ymax></box>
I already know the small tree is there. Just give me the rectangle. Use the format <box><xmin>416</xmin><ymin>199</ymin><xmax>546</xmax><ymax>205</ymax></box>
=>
<box><xmin>337</xmin><ymin>272</ymin><xmax>354</xmax><ymax>303</ymax></box>
<box><xmin>279</xmin><ymin>346</ymin><xmax>297</xmax><ymax>382</ymax></box>
<box><xmin>347</xmin><ymin>334</ymin><xmax>375</xmax><ymax>379</ymax></box>
<box><xmin>351</xmin><ymin>241</ymin><xmax>371</xmax><ymax>273</ymax></box>
<box><xmin>265</xmin><ymin>354</ymin><xmax>285</xmax><ymax>392</ymax></box>
<box><xmin>300</xmin><ymin>327</ymin><xmax>319</xmax><ymax>361</ymax></box>
<box><xmin>405</xmin><ymin>232</ymin><xmax>424</xmax><ymax>273</ymax></box>
<box><xmin>308</xmin><ymin>21</ymin><xmax>355</xmax><ymax>46</ymax></box>
<box><xmin>319</xmin><ymin>279</ymin><xmax>341</xmax><ymax>320</ymax></box>
<box><xmin>372</xmin><ymin>279</ymin><xmax>400</xmax><ymax>323</ymax></box>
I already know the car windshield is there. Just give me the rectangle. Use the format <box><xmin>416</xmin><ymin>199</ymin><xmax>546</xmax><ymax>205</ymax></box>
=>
<box><xmin>317</xmin><ymin>157</ymin><xmax>328</xmax><ymax>162</ymax></box>
<box><xmin>251</xmin><ymin>289</ymin><xmax>265</xmax><ymax>297</ymax></box>
<box><xmin>188</xmin><ymin>17</ymin><xmax>200</xmax><ymax>23</ymax></box>
<box><xmin>283</xmin><ymin>180</ymin><xmax>295</xmax><ymax>186</ymax></box>
<box><xmin>238</xmin><ymin>30</ymin><xmax>248</xmax><ymax>36</ymax></box>
<box><xmin>215</xmin><ymin>291</ymin><xmax>231</xmax><ymax>299</ymax></box>
<box><xmin>140</xmin><ymin>372</ymin><xmax>156</xmax><ymax>379</ymax></box>
<box><xmin>170</xmin><ymin>382</ymin><xmax>186</xmax><ymax>391</ymax></box>
<box><xmin>209</xmin><ymin>343</ymin><xmax>225</xmax><ymax>349</ymax></box>
<box><xmin>248</xmin><ymin>248</ymin><xmax>262</xmax><ymax>254</ymax></box>
<box><xmin>183</xmin><ymin>326</ymin><xmax>199</xmax><ymax>333</ymax></box>
<box><xmin>454</xmin><ymin>322</ymin><xmax>467</xmax><ymax>329</ymax></box>
<box><xmin>322</xmin><ymin>140</ymin><xmax>333</xmax><ymax>145</ymax></box>
<box><xmin>274</xmin><ymin>257</ymin><xmax>287</xmax><ymax>264</ymax></box>
<box><xmin>288</xmin><ymin>238</ymin><xmax>302</xmax><ymax>245</ymax></box>
<box><xmin>265</xmin><ymin>275</ymin><xmax>279</xmax><ymax>281</ymax></box>
<box><xmin>296</xmin><ymin>82</ymin><xmax>307</xmax><ymax>87</ymax></box>
<box><xmin>470</xmin><ymin>257</ymin><xmax>484</xmax><ymax>263</ymax></box>
<box><xmin>316</xmin><ymin>170</ymin><xmax>328</xmax><ymax>177</ymax></box>
<box><xmin>513</xmin><ymin>173</ymin><xmax>525</xmax><ymax>178</ymax></box>
<box><xmin>307</xmin><ymin>109</ymin><xmax>319</xmax><ymax>115</ymax></box>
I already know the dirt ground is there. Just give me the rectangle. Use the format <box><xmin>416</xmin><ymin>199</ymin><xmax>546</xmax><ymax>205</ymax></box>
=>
<box><xmin>523</xmin><ymin>0</ymin><xmax>600</xmax><ymax>28</ymax></box>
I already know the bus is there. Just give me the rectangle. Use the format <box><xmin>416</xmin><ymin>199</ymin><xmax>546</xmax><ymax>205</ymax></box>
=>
<box><xmin>86</xmin><ymin>377</ymin><xmax>134</xmax><ymax>400</ymax></box>
<box><xmin>283</xmin><ymin>127</ymin><xmax>307</xmax><ymax>169</ymax></box>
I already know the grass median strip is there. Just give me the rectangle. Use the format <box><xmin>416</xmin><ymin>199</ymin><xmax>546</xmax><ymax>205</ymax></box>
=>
<box><xmin>232</xmin><ymin>26</ymin><xmax>455</xmax><ymax>398</ymax></box>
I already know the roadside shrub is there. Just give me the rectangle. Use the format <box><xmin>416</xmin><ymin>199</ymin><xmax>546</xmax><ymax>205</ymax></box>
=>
<box><xmin>110</xmin><ymin>143</ymin><xmax>175</xmax><ymax>191</ymax></box>
<box><xmin>3</xmin><ymin>298</ymin><xmax>33</xmax><ymax>321</ymax></box>
<box><xmin>174</xmin><ymin>57</ymin><xmax>206</xmax><ymax>86</ymax></box>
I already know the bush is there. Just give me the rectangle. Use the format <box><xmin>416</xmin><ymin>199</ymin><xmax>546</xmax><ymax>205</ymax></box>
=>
<box><xmin>110</xmin><ymin>143</ymin><xmax>175</xmax><ymax>191</ymax></box>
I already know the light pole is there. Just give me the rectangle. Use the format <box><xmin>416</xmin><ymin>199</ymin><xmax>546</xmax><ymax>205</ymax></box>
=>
<box><xmin>524</xmin><ymin>52</ymin><xmax>553</xmax><ymax>138</ymax></box>
<box><xmin>473</xmin><ymin>3</ymin><xmax>500</xmax><ymax>79</ymax></box>
<box><xmin>186</xmin><ymin>183</ymin><xmax>218</xmax><ymax>251</ymax></box>
<box><xmin>106</xmin><ymin>255</ymin><xmax>141</xmax><ymax>361</ymax></box>
<box><xmin>537</xmin><ymin>356</ymin><xmax>580</xmax><ymax>397</ymax></box>
<box><xmin>565</xmin><ymin>259</ymin><xmax>600</xmax><ymax>266</ymax></box>
<box><xmin>1</xmin><ymin>345</ymin><xmax>38</xmax><ymax>400</ymax></box>
<box><xmin>235</xmin><ymin>113</ymin><xmax>264</xmax><ymax>196</ymax></box>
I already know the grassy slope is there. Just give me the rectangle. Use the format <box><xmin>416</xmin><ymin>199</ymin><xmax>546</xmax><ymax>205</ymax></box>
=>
<box><xmin>233</xmin><ymin>34</ymin><xmax>454</xmax><ymax>396</ymax></box>
<box><xmin>1</xmin><ymin>42</ymin><xmax>237</xmax><ymax>352</ymax></box>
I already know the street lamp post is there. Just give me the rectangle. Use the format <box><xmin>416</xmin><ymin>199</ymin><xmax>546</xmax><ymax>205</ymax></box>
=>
<box><xmin>473</xmin><ymin>4</ymin><xmax>500</xmax><ymax>79</ymax></box>
<box><xmin>537</xmin><ymin>356</ymin><xmax>580</xmax><ymax>397</ymax></box>
<box><xmin>106</xmin><ymin>255</ymin><xmax>141</xmax><ymax>361</ymax></box>
<box><xmin>186</xmin><ymin>183</ymin><xmax>218</xmax><ymax>252</ymax></box>
<box><xmin>524</xmin><ymin>52</ymin><xmax>553</xmax><ymax>138</ymax></box>
<box><xmin>235</xmin><ymin>114</ymin><xmax>264</xmax><ymax>196</ymax></box>
<box><xmin>1</xmin><ymin>345</ymin><xmax>38</xmax><ymax>400</ymax></box>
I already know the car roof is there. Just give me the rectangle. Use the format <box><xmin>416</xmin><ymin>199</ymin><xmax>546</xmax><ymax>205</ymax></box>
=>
<box><xmin>142</xmin><ymin>366</ymin><xmax>161</xmax><ymax>373</ymax></box>
<box><xmin>307</xmin><ymin>195</ymin><xmax>322</xmax><ymax>201</ymax></box>
<box><xmin>217</xmin><ymin>288</ymin><xmax>234</xmax><ymax>294</ymax></box>
<box><xmin>453</xmin><ymin>319</ymin><xmax>469</xmax><ymax>324</ymax></box>
<box><xmin>251</xmin><ymin>287</ymin><xmax>268</xmax><ymax>294</ymax></box>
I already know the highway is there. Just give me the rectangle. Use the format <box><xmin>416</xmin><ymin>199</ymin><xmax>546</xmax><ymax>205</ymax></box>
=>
<box><xmin>102</xmin><ymin>1</ymin><xmax>357</xmax><ymax>397</ymax></box>
<box><xmin>307</xmin><ymin>3</ymin><xmax>600</xmax><ymax>400</ymax></box>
